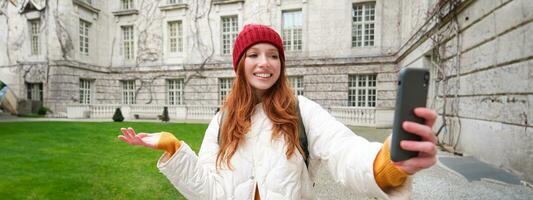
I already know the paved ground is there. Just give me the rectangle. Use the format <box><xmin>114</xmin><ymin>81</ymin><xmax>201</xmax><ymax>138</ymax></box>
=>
<box><xmin>2</xmin><ymin>115</ymin><xmax>532</xmax><ymax>199</ymax></box>
<box><xmin>314</xmin><ymin>153</ymin><xmax>533</xmax><ymax>200</ymax></box>
<box><xmin>312</xmin><ymin>126</ymin><xmax>533</xmax><ymax>200</ymax></box>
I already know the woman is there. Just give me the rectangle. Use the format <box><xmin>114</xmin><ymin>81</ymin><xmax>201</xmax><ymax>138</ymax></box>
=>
<box><xmin>118</xmin><ymin>24</ymin><xmax>437</xmax><ymax>199</ymax></box>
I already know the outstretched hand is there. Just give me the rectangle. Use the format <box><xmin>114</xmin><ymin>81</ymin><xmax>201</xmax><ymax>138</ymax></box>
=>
<box><xmin>118</xmin><ymin>127</ymin><xmax>160</xmax><ymax>150</ymax></box>
<box><xmin>393</xmin><ymin>108</ymin><xmax>438</xmax><ymax>174</ymax></box>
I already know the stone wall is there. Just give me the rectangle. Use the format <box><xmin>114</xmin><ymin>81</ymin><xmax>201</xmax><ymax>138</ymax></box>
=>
<box><xmin>397</xmin><ymin>0</ymin><xmax>533</xmax><ymax>183</ymax></box>
<box><xmin>41</xmin><ymin>57</ymin><xmax>396</xmax><ymax>117</ymax></box>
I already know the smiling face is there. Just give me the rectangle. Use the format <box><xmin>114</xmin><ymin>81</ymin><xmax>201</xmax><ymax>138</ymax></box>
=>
<box><xmin>243</xmin><ymin>43</ymin><xmax>282</xmax><ymax>98</ymax></box>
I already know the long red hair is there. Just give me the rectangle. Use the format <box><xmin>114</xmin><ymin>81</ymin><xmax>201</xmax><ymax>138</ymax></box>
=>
<box><xmin>216</xmin><ymin>57</ymin><xmax>303</xmax><ymax>169</ymax></box>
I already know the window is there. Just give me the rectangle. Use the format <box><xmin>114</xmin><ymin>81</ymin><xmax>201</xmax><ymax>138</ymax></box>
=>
<box><xmin>30</xmin><ymin>20</ymin><xmax>40</xmax><ymax>55</ymax></box>
<box><xmin>221</xmin><ymin>16</ymin><xmax>238</xmax><ymax>55</ymax></box>
<box><xmin>79</xmin><ymin>19</ymin><xmax>90</xmax><ymax>56</ymax></box>
<box><xmin>218</xmin><ymin>78</ymin><xmax>234</xmax><ymax>104</ymax></box>
<box><xmin>121</xmin><ymin>0</ymin><xmax>133</xmax><ymax>10</ymax></box>
<box><xmin>282</xmin><ymin>10</ymin><xmax>303</xmax><ymax>51</ymax></box>
<box><xmin>167</xmin><ymin>79</ymin><xmax>183</xmax><ymax>105</ymax></box>
<box><xmin>122</xmin><ymin>26</ymin><xmax>134</xmax><ymax>60</ymax></box>
<box><xmin>352</xmin><ymin>2</ymin><xmax>375</xmax><ymax>47</ymax></box>
<box><xmin>121</xmin><ymin>80</ymin><xmax>136</xmax><ymax>104</ymax></box>
<box><xmin>26</xmin><ymin>82</ymin><xmax>43</xmax><ymax>101</ymax></box>
<box><xmin>348</xmin><ymin>74</ymin><xmax>376</xmax><ymax>107</ymax></box>
<box><xmin>168</xmin><ymin>0</ymin><xmax>182</xmax><ymax>4</ymax></box>
<box><xmin>79</xmin><ymin>79</ymin><xmax>93</xmax><ymax>104</ymax></box>
<box><xmin>168</xmin><ymin>21</ymin><xmax>183</xmax><ymax>53</ymax></box>
<box><xmin>288</xmin><ymin>76</ymin><xmax>304</xmax><ymax>96</ymax></box>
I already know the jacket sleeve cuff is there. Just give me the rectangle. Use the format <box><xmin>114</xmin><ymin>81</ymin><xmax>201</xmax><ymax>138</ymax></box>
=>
<box><xmin>156</xmin><ymin>131</ymin><xmax>182</xmax><ymax>156</ymax></box>
<box><xmin>373</xmin><ymin>137</ymin><xmax>409</xmax><ymax>191</ymax></box>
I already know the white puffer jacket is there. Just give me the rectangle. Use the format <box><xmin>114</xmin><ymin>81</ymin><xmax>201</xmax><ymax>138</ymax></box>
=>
<box><xmin>157</xmin><ymin>96</ymin><xmax>411</xmax><ymax>199</ymax></box>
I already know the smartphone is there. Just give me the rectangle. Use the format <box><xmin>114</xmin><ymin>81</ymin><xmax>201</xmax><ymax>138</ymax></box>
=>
<box><xmin>390</xmin><ymin>68</ymin><xmax>430</xmax><ymax>162</ymax></box>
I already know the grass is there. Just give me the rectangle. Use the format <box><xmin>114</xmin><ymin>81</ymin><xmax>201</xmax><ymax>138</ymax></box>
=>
<box><xmin>0</xmin><ymin>121</ymin><xmax>208</xmax><ymax>200</ymax></box>
<box><xmin>349</xmin><ymin>126</ymin><xmax>391</xmax><ymax>142</ymax></box>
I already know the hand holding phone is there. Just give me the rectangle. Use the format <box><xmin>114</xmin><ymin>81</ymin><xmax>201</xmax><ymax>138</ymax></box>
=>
<box><xmin>390</xmin><ymin>68</ymin><xmax>430</xmax><ymax>162</ymax></box>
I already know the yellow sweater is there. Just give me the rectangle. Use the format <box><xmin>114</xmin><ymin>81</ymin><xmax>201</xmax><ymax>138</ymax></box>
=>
<box><xmin>156</xmin><ymin>132</ymin><xmax>182</xmax><ymax>159</ymax></box>
<box><xmin>373</xmin><ymin>137</ymin><xmax>409</xmax><ymax>191</ymax></box>
<box><xmin>156</xmin><ymin>132</ymin><xmax>408</xmax><ymax>198</ymax></box>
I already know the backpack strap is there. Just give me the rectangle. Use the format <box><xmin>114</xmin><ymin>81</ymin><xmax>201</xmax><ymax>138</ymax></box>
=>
<box><xmin>217</xmin><ymin>98</ymin><xmax>310</xmax><ymax>169</ymax></box>
<box><xmin>217</xmin><ymin>109</ymin><xmax>225</xmax><ymax>145</ymax></box>
<box><xmin>296</xmin><ymin>97</ymin><xmax>310</xmax><ymax>169</ymax></box>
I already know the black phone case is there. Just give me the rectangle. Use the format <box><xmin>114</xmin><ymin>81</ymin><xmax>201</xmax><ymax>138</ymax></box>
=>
<box><xmin>390</xmin><ymin>68</ymin><xmax>430</xmax><ymax>162</ymax></box>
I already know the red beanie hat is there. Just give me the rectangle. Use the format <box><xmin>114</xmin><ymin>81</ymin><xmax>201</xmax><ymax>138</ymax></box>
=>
<box><xmin>232</xmin><ymin>24</ymin><xmax>285</xmax><ymax>71</ymax></box>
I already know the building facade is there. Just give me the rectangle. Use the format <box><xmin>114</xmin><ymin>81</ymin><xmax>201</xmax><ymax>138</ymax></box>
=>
<box><xmin>0</xmin><ymin>0</ymin><xmax>532</xmax><ymax>184</ymax></box>
<box><xmin>0</xmin><ymin>0</ymin><xmax>401</xmax><ymax>127</ymax></box>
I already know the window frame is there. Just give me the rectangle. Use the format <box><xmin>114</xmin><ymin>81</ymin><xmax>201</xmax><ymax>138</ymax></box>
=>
<box><xmin>348</xmin><ymin>74</ymin><xmax>377</xmax><ymax>107</ymax></box>
<box><xmin>218</xmin><ymin>78</ymin><xmax>234</xmax><ymax>104</ymax></box>
<box><xmin>121</xmin><ymin>80</ymin><xmax>136</xmax><ymax>105</ymax></box>
<box><xmin>282</xmin><ymin>9</ymin><xmax>303</xmax><ymax>51</ymax></box>
<box><xmin>168</xmin><ymin>0</ymin><xmax>182</xmax><ymax>4</ymax></box>
<box><xmin>79</xmin><ymin>79</ymin><xmax>93</xmax><ymax>104</ymax></box>
<box><xmin>122</xmin><ymin>25</ymin><xmax>134</xmax><ymax>60</ymax></box>
<box><xmin>220</xmin><ymin>15</ymin><xmax>239</xmax><ymax>55</ymax></box>
<box><xmin>79</xmin><ymin>19</ymin><xmax>91</xmax><ymax>56</ymax></box>
<box><xmin>167</xmin><ymin>79</ymin><xmax>184</xmax><ymax>105</ymax></box>
<box><xmin>167</xmin><ymin>20</ymin><xmax>183</xmax><ymax>54</ymax></box>
<box><xmin>26</xmin><ymin>82</ymin><xmax>43</xmax><ymax>101</ymax></box>
<box><xmin>121</xmin><ymin>0</ymin><xmax>134</xmax><ymax>10</ymax></box>
<box><xmin>351</xmin><ymin>2</ymin><xmax>376</xmax><ymax>47</ymax></box>
<box><xmin>288</xmin><ymin>76</ymin><xmax>304</xmax><ymax>96</ymax></box>
<box><xmin>30</xmin><ymin>19</ymin><xmax>40</xmax><ymax>56</ymax></box>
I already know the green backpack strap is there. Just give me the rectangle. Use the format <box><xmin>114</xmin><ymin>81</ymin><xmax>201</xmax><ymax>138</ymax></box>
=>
<box><xmin>217</xmin><ymin>98</ymin><xmax>310</xmax><ymax>169</ymax></box>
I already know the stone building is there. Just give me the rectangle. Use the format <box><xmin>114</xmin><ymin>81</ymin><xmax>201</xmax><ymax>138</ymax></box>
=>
<box><xmin>0</xmin><ymin>0</ymin><xmax>531</xmax><ymax>184</ymax></box>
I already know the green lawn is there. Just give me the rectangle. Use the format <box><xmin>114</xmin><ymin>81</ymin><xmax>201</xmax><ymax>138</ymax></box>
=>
<box><xmin>0</xmin><ymin>121</ymin><xmax>208</xmax><ymax>200</ymax></box>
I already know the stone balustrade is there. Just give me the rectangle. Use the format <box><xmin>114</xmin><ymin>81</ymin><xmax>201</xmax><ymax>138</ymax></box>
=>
<box><xmin>328</xmin><ymin>106</ymin><xmax>376</xmax><ymax>127</ymax></box>
<box><xmin>67</xmin><ymin>104</ymin><xmax>219</xmax><ymax>122</ymax></box>
<box><xmin>67</xmin><ymin>104</ymin><xmax>377</xmax><ymax>126</ymax></box>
